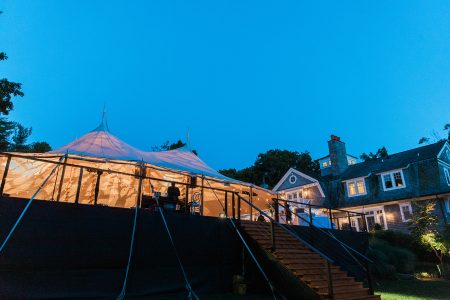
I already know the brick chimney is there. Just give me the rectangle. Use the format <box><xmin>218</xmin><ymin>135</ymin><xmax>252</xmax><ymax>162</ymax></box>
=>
<box><xmin>328</xmin><ymin>135</ymin><xmax>348</xmax><ymax>176</ymax></box>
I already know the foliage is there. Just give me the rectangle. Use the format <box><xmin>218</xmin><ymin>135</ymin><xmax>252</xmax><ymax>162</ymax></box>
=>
<box><xmin>409</xmin><ymin>201</ymin><xmax>450</xmax><ymax>276</ymax></box>
<box><xmin>151</xmin><ymin>140</ymin><xmax>197</xmax><ymax>155</ymax></box>
<box><xmin>418</xmin><ymin>123</ymin><xmax>450</xmax><ymax>144</ymax></box>
<box><xmin>368</xmin><ymin>238</ymin><xmax>416</xmax><ymax>278</ymax></box>
<box><xmin>360</xmin><ymin>146</ymin><xmax>388</xmax><ymax>162</ymax></box>
<box><xmin>219</xmin><ymin>149</ymin><xmax>319</xmax><ymax>188</ymax></box>
<box><xmin>0</xmin><ymin>52</ymin><xmax>24</xmax><ymax>115</ymax></box>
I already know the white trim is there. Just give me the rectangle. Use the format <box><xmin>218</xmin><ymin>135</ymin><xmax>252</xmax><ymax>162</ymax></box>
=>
<box><xmin>438</xmin><ymin>159</ymin><xmax>450</xmax><ymax>168</ymax></box>
<box><xmin>399</xmin><ymin>203</ymin><xmax>413</xmax><ymax>222</ymax></box>
<box><xmin>342</xmin><ymin>176</ymin><xmax>368</xmax><ymax>183</ymax></box>
<box><xmin>288</xmin><ymin>174</ymin><xmax>297</xmax><ymax>184</ymax></box>
<box><xmin>445</xmin><ymin>197</ymin><xmax>450</xmax><ymax>213</ymax></box>
<box><xmin>380</xmin><ymin>169</ymin><xmax>406</xmax><ymax>191</ymax></box>
<box><xmin>444</xmin><ymin>167</ymin><xmax>450</xmax><ymax>186</ymax></box>
<box><xmin>437</xmin><ymin>141</ymin><xmax>450</xmax><ymax>159</ymax></box>
<box><xmin>345</xmin><ymin>178</ymin><xmax>367</xmax><ymax>197</ymax></box>
<box><xmin>272</xmin><ymin>168</ymin><xmax>325</xmax><ymax>197</ymax></box>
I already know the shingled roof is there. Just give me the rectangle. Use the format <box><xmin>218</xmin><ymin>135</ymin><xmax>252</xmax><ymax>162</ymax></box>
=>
<box><xmin>340</xmin><ymin>140</ymin><xmax>447</xmax><ymax>180</ymax></box>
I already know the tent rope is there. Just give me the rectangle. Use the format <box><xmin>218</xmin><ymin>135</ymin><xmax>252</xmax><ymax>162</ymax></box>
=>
<box><xmin>0</xmin><ymin>156</ymin><xmax>65</xmax><ymax>254</ymax></box>
<box><xmin>150</xmin><ymin>179</ymin><xmax>199</xmax><ymax>300</ymax></box>
<box><xmin>116</xmin><ymin>163</ymin><xmax>143</xmax><ymax>300</ymax></box>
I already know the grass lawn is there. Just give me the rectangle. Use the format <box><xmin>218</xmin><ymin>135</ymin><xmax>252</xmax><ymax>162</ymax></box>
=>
<box><xmin>375</xmin><ymin>279</ymin><xmax>450</xmax><ymax>300</ymax></box>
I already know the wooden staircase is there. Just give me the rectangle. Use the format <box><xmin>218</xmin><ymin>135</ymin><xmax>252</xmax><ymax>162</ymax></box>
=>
<box><xmin>239</xmin><ymin>220</ymin><xmax>381</xmax><ymax>300</ymax></box>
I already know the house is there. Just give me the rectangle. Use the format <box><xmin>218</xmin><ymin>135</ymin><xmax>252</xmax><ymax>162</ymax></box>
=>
<box><xmin>273</xmin><ymin>135</ymin><xmax>450</xmax><ymax>232</ymax></box>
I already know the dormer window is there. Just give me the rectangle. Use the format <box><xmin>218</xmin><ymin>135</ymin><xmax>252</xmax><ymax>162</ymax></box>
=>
<box><xmin>345</xmin><ymin>178</ymin><xmax>367</xmax><ymax>197</ymax></box>
<box><xmin>381</xmin><ymin>170</ymin><xmax>406</xmax><ymax>191</ymax></box>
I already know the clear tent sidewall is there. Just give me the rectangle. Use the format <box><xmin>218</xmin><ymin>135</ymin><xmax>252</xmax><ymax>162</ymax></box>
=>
<box><xmin>0</xmin><ymin>153</ymin><xmax>275</xmax><ymax>219</ymax></box>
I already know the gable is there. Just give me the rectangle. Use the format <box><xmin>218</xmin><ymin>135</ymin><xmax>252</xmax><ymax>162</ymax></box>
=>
<box><xmin>272</xmin><ymin>168</ymin><xmax>319</xmax><ymax>192</ymax></box>
<box><xmin>438</xmin><ymin>143</ymin><xmax>450</xmax><ymax>165</ymax></box>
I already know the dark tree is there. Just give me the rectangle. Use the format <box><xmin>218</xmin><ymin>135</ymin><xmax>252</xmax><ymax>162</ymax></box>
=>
<box><xmin>0</xmin><ymin>52</ymin><xmax>24</xmax><ymax>115</ymax></box>
<box><xmin>29</xmin><ymin>141</ymin><xmax>52</xmax><ymax>153</ymax></box>
<box><xmin>360</xmin><ymin>146</ymin><xmax>389</xmax><ymax>162</ymax></box>
<box><xmin>219</xmin><ymin>149</ymin><xmax>319</xmax><ymax>188</ymax></box>
<box><xmin>152</xmin><ymin>140</ymin><xmax>197</xmax><ymax>155</ymax></box>
<box><xmin>11</xmin><ymin>123</ymin><xmax>32</xmax><ymax>152</ymax></box>
<box><xmin>0</xmin><ymin>117</ymin><xmax>16</xmax><ymax>151</ymax></box>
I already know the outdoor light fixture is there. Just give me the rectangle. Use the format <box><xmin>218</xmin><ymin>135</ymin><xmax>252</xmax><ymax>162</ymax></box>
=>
<box><xmin>219</xmin><ymin>212</ymin><xmax>226</xmax><ymax>218</ymax></box>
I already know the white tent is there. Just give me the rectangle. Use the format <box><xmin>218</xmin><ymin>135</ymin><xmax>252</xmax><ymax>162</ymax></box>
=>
<box><xmin>0</xmin><ymin>117</ymin><xmax>274</xmax><ymax>218</ymax></box>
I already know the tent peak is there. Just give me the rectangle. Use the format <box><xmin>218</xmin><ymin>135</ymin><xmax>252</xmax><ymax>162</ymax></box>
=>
<box><xmin>92</xmin><ymin>110</ymin><xmax>110</xmax><ymax>132</ymax></box>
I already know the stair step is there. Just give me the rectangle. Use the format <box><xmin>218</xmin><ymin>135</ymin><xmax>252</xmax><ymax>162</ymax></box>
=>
<box><xmin>294</xmin><ymin>268</ymin><xmax>345</xmax><ymax>276</ymax></box>
<box><xmin>344</xmin><ymin>295</ymin><xmax>381</xmax><ymax>300</ymax></box>
<box><xmin>312</xmin><ymin>280</ymin><xmax>361</xmax><ymax>291</ymax></box>
<box><xmin>323</xmin><ymin>288</ymin><xmax>371</xmax><ymax>299</ymax></box>
<box><xmin>300</xmin><ymin>273</ymin><xmax>350</xmax><ymax>282</ymax></box>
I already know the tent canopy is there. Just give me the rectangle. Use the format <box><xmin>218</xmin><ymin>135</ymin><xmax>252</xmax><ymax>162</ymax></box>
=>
<box><xmin>51</xmin><ymin>116</ymin><xmax>231</xmax><ymax>181</ymax></box>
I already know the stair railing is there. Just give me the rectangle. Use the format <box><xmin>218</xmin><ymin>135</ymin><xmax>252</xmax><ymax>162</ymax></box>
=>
<box><xmin>233</xmin><ymin>192</ymin><xmax>336</xmax><ymax>299</ymax></box>
<box><xmin>275</xmin><ymin>199</ymin><xmax>375</xmax><ymax>295</ymax></box>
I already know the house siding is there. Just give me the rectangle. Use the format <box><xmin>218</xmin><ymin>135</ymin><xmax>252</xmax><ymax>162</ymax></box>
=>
<box><xmin>384</xmin><ymin>203</ymin><xmax>409</xmax><ymax>233</ymax></box>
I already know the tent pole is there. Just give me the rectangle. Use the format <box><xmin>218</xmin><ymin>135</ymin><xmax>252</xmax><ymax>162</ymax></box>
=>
<box><xmin>75</xmin><ymin>167</ymin><xmax>83</xmax><ymax>205</ymax></box>
<box><xmin>185</xmin><ymin>179</ymin><xmax>189</xmax><ymax>213</ymax></box>
<box><xmin>56</xmin><ymin>154</ymin><xmax>68</xmax><ymax>202</ymax></box>
<box><xmin>94</xmin><ymin>170</ymin><xmax>103</xmax><ymax>206</ymax></box>
<box><xmin>200</xmin><ymin>176</ymin><xmax>204</xmax><ymax>216</ymax></box>
<box><xmin>224</xmin><ymin>191</ymin><xmax>228</xmax><ymax>217</ymax></box>
<box><xmin>250</xmin><ymin>187</ymin><xmax>253</xmax><ymax>221</ymax></box>
<box><xmin>0</xmin><ymin>154</ymin><xmax>12</xmax><ymax>197</ymax></box>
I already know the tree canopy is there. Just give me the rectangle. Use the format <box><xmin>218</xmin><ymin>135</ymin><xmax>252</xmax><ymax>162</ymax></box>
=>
<box><xmin>151</xmin><ymin>140</ymin><xmax>197</xmax><ymax>155</ymax></box>
<box><xmin>219</xmin><ymin>149</ymin><xmax>319</xmax><ymax>188</ymax></box>
<box><xmin>360</xmin><ymin>146</ymin><xmax>388</xmax><ymax>162</ymax></box>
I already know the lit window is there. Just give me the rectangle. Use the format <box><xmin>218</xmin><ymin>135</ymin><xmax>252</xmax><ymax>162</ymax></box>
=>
<box><xmin>292</xmin><ymin>192</ymin><xmax>297</xmax><ymax>199</ymax></box>
<box><xmin>322</xmin><ymin>161</ymin><xmax>328</xmax><ymax>167</ymax></box>
<box><xmin>400</xmin><ymin>203</ymin><xmax>412</xmax><ymax>222</ymax></box>
<box><xmin>348</xmin><ymin>182</ymin><xmax>356</xmax><ymax>196</ymax></box>
<box><xmin>346</xmin><ymin>179</ymin><xmax>366</xmax><ymax>197</ymax></box>
<box><xmin>288</xmin><ymin>194</ymin><xmax>292</xmax><ymax>200</ymax></box>
<box><xmin>329</xmin><ymin>160</ymin><xmax>332</xmax><ymax>165</ymax></box>
<box><xmin>357</xmin><ymin>181</ymin><xmax>365</xmax><ymax>194</ymax></box>
<box><xmin>381</xmin><ymin>170</ymin><xmax>406</xmax><ymax>191</ymax></box>
<box><xmin>298</xmin><ymin>190</ymin><xmax>303</xmax><ymax>198</ymax></box>
<box><xmin>444</xmin><ymin>168</ymin><xmax>450</xmax><ymax>186</ymax></box>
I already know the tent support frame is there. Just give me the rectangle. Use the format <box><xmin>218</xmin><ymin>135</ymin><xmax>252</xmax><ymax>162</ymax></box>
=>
<box><xmin>0</xmin><ymin>154</ymin><xmax>12</xmax><ymax>196</ymax></box>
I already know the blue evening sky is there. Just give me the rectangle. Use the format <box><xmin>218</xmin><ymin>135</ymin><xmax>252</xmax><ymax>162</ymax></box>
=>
<box><xmin>1</xmin><ymin>1</ymin><xmax>449</xmax><ymax>170</ymax></box>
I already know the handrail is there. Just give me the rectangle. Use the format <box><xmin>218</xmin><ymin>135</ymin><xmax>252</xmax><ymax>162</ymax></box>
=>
<box><xmin>274</xmin><ymin>198</ymin><xmax>366</xmax><ymax>218</ymax></box>
<box><xmin>276</xmin><ymin>200</ymin><xmax>373</xmax><ymax>264</ymax></box>
<box><xmin>228</xmin><ymin>218</ymin><xmax>277</xmax><ymax>300</ymax></box>
<box><xmin>276</xmin><ymin>200</ymin><xmax>375</xmax><ymax>295</ymax></box>
<box><xmin>235</xmin><ymin>193</ymin><xmax>335</xmax><ymax>264</ymax></box>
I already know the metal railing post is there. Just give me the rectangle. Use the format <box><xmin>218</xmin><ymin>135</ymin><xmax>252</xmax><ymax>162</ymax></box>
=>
<box><xmin>365</xmin><ymin>261</ymin><xmax>374</xmax><ymax>295</ymax></box>
<box><xmin>270</xmin><ymin>220</ymin><xmax>276</xmax><ymax>252</ymax></box>
<box><xmin>232</xmin><ymin>192</ymin><xmax>236</xmax><ymax>220</ymax></box>
<box><xmin>224</xmin><ymin>191</ymin><xmax>228</xmax><ymax>217</ymax></box>
<box><xmin>328</xmin><ymin>208</ymin><xmax>333</xmax><ymax>229</ymax></box>
<box><xmin>274</xmin><ymin>198</ymin><xmax>279</xmax><ymax>223</ymax></box>
<box><xmin>347</xmin><ymin>212</ymin><xmax>353</xmax><ymax>231</ymax></box>
<box><xmin>237</xmin><ymin>192</ymin><xmax>241</xmax><ymax>220</ymax></box>
<box><xmin>75</xmin><ymin>167</ymin><xmax>83</xmax><ymax>205</ymax></box>
<box><xmin>327</xmin><ymin>260</ymin><xmax>335</xmax><ymax>300</ymax></box>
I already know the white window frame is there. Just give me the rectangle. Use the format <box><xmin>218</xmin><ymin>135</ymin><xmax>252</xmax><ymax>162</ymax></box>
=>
<box><xmin>399</xmin><ymin>203</ymin><xmax>413</xmax><ymax>222</ymax></box>
<box><xmin>345</xmin><ymin>178</ymin><xmax>367</xmax><ymax>197</ymax></box>
<box><xmin>444</xmin><ymin>168</ymin><xmax>450</xmax><ymax>186</ymax></box>
<box><xmin>381</xmin><ymin>169</ymin><xmax>406</xmax><ymax>191</ymax></box>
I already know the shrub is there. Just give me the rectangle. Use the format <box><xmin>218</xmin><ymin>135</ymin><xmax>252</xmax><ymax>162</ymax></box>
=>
<box><xmin>373</xmin><ymin>229</ymin><xmax>433</xmax><ymax>262</ymax></box>
<box><xmin>368</xmin><ymin>238</ymin><xmax>416</xmax><ymax>278</ymax></box>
